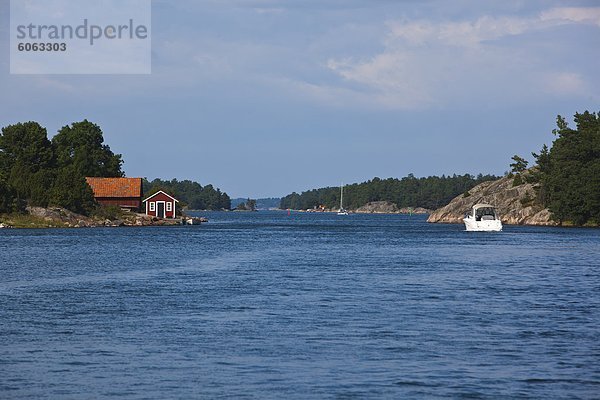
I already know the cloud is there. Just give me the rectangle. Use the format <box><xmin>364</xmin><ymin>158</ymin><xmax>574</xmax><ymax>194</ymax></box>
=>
<box><xmin>542</xmin><ymin>72</ymin><xmax>586</xmax><ymax>96</ymax></box>
<box><xmin>326</xmin><ymin>54</ymin><xmax>434</xmax><ymax>109</ymax></box>
<box><xmin>541</xmin><ymin>7</ymin><xmax>600</xmax><ymax>26</ymax></box>
<box><xmin>321</xmin><ymin>7</ymin><xmax>600</xmax><ymax>109</ymax></box>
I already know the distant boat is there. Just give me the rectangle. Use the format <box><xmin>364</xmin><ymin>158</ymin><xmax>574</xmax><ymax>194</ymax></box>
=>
<box><xmin>184</xmin><ymin>216</ymin><xmax>207</xmax><ymax>225</ymax></box>
<box><xmin>337</xmin><ymin>183</ymin><xmax>349</xmax><ymax>215</ymax></box>
<box><xmin>464</xmin><ymin>204</ymin><xmax>502</xmax><ymax>231</ymax></box>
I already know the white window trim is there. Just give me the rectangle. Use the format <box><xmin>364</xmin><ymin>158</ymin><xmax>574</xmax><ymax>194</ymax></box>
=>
<box><xmin>149</xmin><ymin>202</ymin><xmax>155</xmax><ymax>212</ymax></box>
<box><xmin>166</xmin><ymin>202</ymin><xmax>172</xmax><ymax>212</ymax></box>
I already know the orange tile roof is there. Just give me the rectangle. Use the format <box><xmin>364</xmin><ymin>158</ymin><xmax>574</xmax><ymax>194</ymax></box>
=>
<box><xmin>85</xmin><ymin>177</ymin><xmax>142</xmax><ymax>198</ymax></box>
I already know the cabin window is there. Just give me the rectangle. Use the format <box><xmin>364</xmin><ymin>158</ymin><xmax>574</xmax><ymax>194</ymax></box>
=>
<box><xmin>149</xmin><ymin>202</ymin><xmax>155</xmax><ymax>211</ymax></box>
<box><xmin>166</xmin><ymin>202</ymin><xmax>172</xmax><ymax>212</ymax></box>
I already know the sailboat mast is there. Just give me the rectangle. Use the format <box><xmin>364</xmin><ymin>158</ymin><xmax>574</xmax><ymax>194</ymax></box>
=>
<box><xmin>340</xmin><ymin>183</ymin><xmax>343</xmax><ymax>209</ymax></box>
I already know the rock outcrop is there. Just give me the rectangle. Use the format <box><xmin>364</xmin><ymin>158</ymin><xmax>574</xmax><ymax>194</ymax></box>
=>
<box><xmin>355</xmin><ymin>201</ymin><xmax>399</xmax><ymax>213</ymax></box>
<box><xmin>427</xmin><ymin>174</ymin><xmax>558</xmax><ymax>226</ymax></box>
<box><xmin>22</xmin><ymin>206</ymin><xmax>184</xmax><ymax>228</ymax></box>
<box><xmin>354</xmin><ymin>201</ymin><xmax>430</xmax><ymax>214</ymax></box>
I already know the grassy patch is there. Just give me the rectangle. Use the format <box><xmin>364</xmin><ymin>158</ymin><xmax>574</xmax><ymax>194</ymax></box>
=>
<box><xmin>91</xmin><ymin>205</ymin><xmax>124</xmax><ymax>220</ymax></box>
<box><xmin>0</xmin><ymin>213</ymin><xmax>69</xmax><ymax>228</ymax></box>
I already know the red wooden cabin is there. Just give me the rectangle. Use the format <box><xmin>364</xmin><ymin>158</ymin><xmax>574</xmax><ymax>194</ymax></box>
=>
<box><xmin>85</xmin><ymin>177</ymin><xmax>143</xmax><ymax>211</ymax></box>
<box><xmin>143</xmin><ymin>191</ymin><xmax>179</xmax><ymax>219</ymax></box>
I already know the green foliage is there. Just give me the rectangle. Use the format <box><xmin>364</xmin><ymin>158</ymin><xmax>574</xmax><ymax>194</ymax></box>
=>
<box><xmin>143</xmin><ymin>178</ymin><xmax>231</xmax><ymax>210</ymax></box>
<box><xmin>0</xmin><ymin>212</ymin><xmax>69</xmax><ymax>228</ymax></box>
<box><xmin>52</xmin><ymin>120</ymin><xmax>123</xmax><ymax>177</ymax></box>
<box><xmin>48</xmin><ymin>166</ymin><xmax>96</xmax><ymax>215</ymax></box>
<box><xmin>0</xmin><ymin>176</ymin><xmax>24</xmax><ymax>213</ymax></box>
<box><xmin>0</xmin><ymin>122</ymin><xmax>55</xmax><ymax>206</ymax></box>
<box><xmin>0</xmin><ymin>122</ymin><xmax>54</xmax><ymax>172</ymax></box>
<box><xmin>520</xmin><ymin>192</ymin><xmax>535</xmax><ymax>207</ymax></box>
<box><xmin>280</xmin><ymin>173</ymin><xmax>498</xmax><ymax>210</ymax></box>
<box><xmin>510</xmin><ymin>155</ymin><xmax>529</xmax><ymax>173</ymax></box>
<box><xmin>29</xmin><ymin>169</ymin><xmax>57</xmax><ymax>207</ymax></box>
<box><xmin>92</xmin><ymin>205</ymin><xmax>124</xmax><ymax>220</ymax></box>
<box><xmin>512</xmin><ymin>174</ymin><xmax>523</xmax><ymax>187</ymax></box>
<box><xmin>236</xmin><ymin>198</ymin><xmax>257</xmax><ymax>211</ymax></box>
<box><xmin>463</xmin><ymin>190</ymin><xmax>471</xmax><ymax>198</ymax></box>
<box><xmin>535</xmin><ymin>111</ymin><xmax>600</xmax><ymax>225</ymax></box>
<box><xmin>0</xmin><ymin>119</ymin><xmax>124</xmax><ymax>216</ymax></box>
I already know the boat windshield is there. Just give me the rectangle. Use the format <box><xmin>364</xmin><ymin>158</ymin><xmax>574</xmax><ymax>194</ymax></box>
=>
<box><xmin>475</xmin><ymin>207</ymin><xmax>497</xmax><ymax>221</ymax></box>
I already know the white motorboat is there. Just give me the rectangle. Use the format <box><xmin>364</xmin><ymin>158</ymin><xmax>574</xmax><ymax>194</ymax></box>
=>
<box><xmin>464</xmin><ymin>204</ymin><xmax>502</xmax><ymax>231</ymax></box>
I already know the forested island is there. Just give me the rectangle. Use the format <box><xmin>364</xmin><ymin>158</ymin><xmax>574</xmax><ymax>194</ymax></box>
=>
<box><xmin>429</xmin><ymin>111</ymin><xmax>600</xmax><ymax>226</ymax></box>
<box><xmin>280</xmin><ymin>174</ymin><xmax>498</xmax><ymax>211</ymax></box>
<box><xmin>0</xmin><ymin>120</ymin><xmax>230</xmax><ymax>225</ymax></box>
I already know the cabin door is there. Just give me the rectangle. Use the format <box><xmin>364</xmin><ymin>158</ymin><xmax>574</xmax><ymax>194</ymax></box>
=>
<box><xmin>157</xmin><ymin>202</ymin><xmax>165</xmax><ymax>218</ymax></box>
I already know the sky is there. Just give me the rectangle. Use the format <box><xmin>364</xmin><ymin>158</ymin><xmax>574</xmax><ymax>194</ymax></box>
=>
<box><xmin>1</xmin><ymin>0</ymin><xmax>599</xmax><ymax>198</ymax></box>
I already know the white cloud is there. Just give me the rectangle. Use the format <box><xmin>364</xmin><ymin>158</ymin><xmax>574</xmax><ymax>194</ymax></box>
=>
<box><xmin>541</xmin><ymin>7</ymin><xmax>600</xmax><ymax>26</ymax></box>
<box><xmin>386</xmin><ymin>16</ymin><xmax>532</xmax><ymax>48</ymax></box>
<box><xmin>542</xmin><ymin>72</ymin><xmax>586</xmax><ymax>96</ymax></box>
<box><xmin>322</xmin><ymin>7</ymin><xmax>600</xmax><ymax>109</ymax></box>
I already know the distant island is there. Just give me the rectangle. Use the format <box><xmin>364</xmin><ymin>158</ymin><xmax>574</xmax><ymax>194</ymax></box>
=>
<box><xmin>279</xmin><ymin>174</ymin><xmax>498</xmax><ymax>212</ymax></box>
<box><xmin>230</xmin><ymin>197</ymin><xmax>281</xmax><ymax>211</ymax></box>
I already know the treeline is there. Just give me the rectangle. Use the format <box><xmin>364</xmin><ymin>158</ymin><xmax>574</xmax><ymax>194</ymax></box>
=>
<box><xmin>530</xmin><ymin>111</ymin><xmax>600</xmax><ymax>225</ymax></box>
<box><xmin>0</xmin><ymin>120</ymin><xmax>122</xmax><ymax>215</ymax></box>
<box><xmin>280</xmin><ymin>174</ymin><xmax>498</xmax><ymax>211</ymax></box>
<box><xmin>143</xmin><ymin>178</ymin><xmax>231</xmax><ymax>210</ymax></box>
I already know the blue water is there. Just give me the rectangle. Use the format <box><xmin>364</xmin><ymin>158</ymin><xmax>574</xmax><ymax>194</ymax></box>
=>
<box><xmin>1</xmin><ymin>212</ymin><xmax>599</xmax><ymax>399</ymax></box>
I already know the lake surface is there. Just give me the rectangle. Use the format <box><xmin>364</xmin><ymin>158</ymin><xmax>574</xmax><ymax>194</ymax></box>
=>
<box><xmin>1</xmin><ymin>212</ymin><xmax>599</xmax><ymax>399</ymax></box>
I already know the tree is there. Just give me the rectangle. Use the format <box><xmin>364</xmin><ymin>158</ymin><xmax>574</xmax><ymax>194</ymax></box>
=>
<box><xmin>510</xmin><ymin>155</ymin><xmax>529</xmax><ymax>174</ymax></box>
<box><xmin>0</xmin><ymin>120</ymin><xmax>122</xmax><ymax>216</ymax></box>
<box><xmin>52</xmin><ymin>120</ymin><xmax>123</xmax><ymax>177</ymax></box>
<box><xmin>0</xmin><ymin>176</ymin><xmax>23</xmax><ymax>213</ymax></box>
<box><xmin>48</xmin><ymin>166</ymin><xmax>96</xmax><ymax>215</ymax></box>
<box><xmin>0</xmin><ymin>122</ymin><xmax>54</xmax><ymax>174</ymax></box>
<box><xmin>0</xmin><ymin>122</ymin><xmax>55</xmax><ymax>205</ymax></box>
<box><xmin>535</xmin><ymin>111</ymin><xmax>600</xmax><ymax>225</ymax></box>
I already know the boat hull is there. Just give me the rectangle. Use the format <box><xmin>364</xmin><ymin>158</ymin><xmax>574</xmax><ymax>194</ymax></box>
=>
<box><xmin>463</xmin><ymin>217</ymin><xmax>502</xmax><ymax>232</ymax></box>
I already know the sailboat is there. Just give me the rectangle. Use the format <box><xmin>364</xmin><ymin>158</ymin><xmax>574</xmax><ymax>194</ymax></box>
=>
<box><xmin>337</xmin><ymin>183</ymin><xmax>349</xmax><ymax>215</ymax></box>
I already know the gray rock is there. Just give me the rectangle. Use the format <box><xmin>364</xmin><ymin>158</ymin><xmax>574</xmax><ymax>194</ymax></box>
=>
<box><xmin>427</xmin><ymin>172</ymin><xmax>558</xmax><ymax>226</ymax></box>
<box><xmin>355</xmin><ymin>201</ymin><xmax>399</xmax><ymax>213</ymax></box>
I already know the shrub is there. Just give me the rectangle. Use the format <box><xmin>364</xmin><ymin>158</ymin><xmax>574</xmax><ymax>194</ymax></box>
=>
<box><xmin>92</xmin><ymin>205</ymin><xmax>123</xmax><ymax>220</ymax></box>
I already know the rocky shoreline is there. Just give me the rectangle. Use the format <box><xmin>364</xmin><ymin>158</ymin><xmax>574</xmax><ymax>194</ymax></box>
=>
<box><xmin>0</xmin><ymin>207</ymin><xmax>201</xmax><ymax>229</ymax></box>
<box><xmin>297</xmin><ymin>201</ymin><xmax>430</xmax><ymax>214</ymax></box>
<box><xmin>353</xmin><ymin>201</ymin><xmax>430</xmax><ymax>214</ymax></box>
<box><xmin>427</xmin><ymin>173</ymin><xmax>558</xmax><ymax>226</ymax></box>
